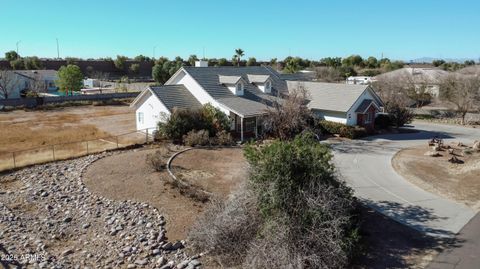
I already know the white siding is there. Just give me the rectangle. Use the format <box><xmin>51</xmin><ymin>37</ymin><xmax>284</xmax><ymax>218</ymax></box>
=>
<box><xmin>313</xmin><ymin>110</ymin><xmax>347</xmax><ymax>124</ymax></box>
<box><xmin>135</xmin><ymin>91</ymin><xmax>170</xmax><ymax>132</ymax></box>
<box><xmin>346</xmin><ymin>88</ymin><xmax>378</xmax><ymax>126</ymax></box>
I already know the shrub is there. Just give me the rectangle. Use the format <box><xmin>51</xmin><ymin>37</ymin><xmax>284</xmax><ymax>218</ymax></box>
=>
<box><xmin>317</xmin><ymin>120</ymin><xmax>366</xmax><ymax>139</ymax></box>
<box><xmin>157</xmin><ymin>104</ymin><xmax>229</xmax><ymax>143</ymax></box>
<box><xmin>146</xmin><ymin>148</ymin><xmax>171</xmax><ymax>171</ymax></box>
<box><xmin>188</xmin><ymin>186</ymin><xmax>261</xmax><ymax>266</ymax></box>
<box><xmin>374</xmin><ymin>114</ymin><xmax>392</xmax><ymax>129</ymax></box>
<box><xmin>384</xmin><ymin>102</ymin><xmax>414</xmax><ymax>127</ymax></box>
<box><xmin>183</xmin><ymin>129</ymin><xmax>210</xmax><ymax>147</ymax></box>
<box><xmin>215</xmin><ymin>130</ymin><xmax>234</xmax><ymax>146</ymax></box>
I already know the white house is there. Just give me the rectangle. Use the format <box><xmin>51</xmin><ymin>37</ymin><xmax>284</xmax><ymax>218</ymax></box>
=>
<box><xmin>287</xmin><ymin>81</ymin><xmax>384</xmax><ymax>130</ymax></box>
<box><xmin>0</xmin><ymin>70</ymin><xmax>58</xmax><ymax>99</ymax></box>
<box><xmin>374</xmin><ymin>67</ymin><xmax>449</xmax><ymax>98</ymax></box>
<box><xmin>131</xmin><ymin>63</ymin><xmax>286</xmax><ymax>140</ymax></box>
<box><xmin>131</xmin><ymin>62</ymin><xmax>385</xmax><ymax>140</ymax></box>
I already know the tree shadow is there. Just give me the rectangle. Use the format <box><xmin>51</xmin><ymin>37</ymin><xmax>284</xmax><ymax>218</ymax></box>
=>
<box><xmin>351</xmin><ymin>204</ymin><xmax>464</xmax><ymax>269</ymax></box>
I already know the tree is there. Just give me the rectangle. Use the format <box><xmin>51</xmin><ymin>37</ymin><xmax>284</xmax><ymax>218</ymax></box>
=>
<box><xmin>5</xmin><ymin>51</ymin><xmax>19</xmax><ymax>62</ymax></box>
<box><xmin>246</xmin><ymin>57</ymin><xmax>257</xmax><ymax>66</ymax></box>
<box><xmin>342</xmin><ymin>55</ymin><xmax>364</xmax><ymax>67</ymax></box>
<box><xmin>263</xmin><ymin>85</ymin><xmax>313</xmax><ymax>140</ymax></box>
<box><xmin>188</xmin><ymin>55</ymin><xmax>199</xmax><ymax>66</ymax></box>
<box><xmin>283</xmin><ymin>57</ymin><xmax>302</xmax><ymax>74</ymax></box>
<box><xmin>129</xmin><ymin>63</ymin><xmax>140</xmax><ymax>74</ymax></box>
<box><xmin>218</xmin><ymin>58</ymin><xmax>229</xmax><ymax>66</ymax></box>
<box><xmin>315</xmin><ymin>67</ymin><xmax>343</xmax><ymax>82</ymax></box>
<box><xmin>234</xmin><ymin>48</ymin><xmax>244</xmax><ymax>66</ymax></box>
<box><xmin>0</xmin><ymin>70</ymin><xmax>20</xmax><ymax>99</ymax></box>
<box><xmin>134</xmin><ymin>55</ymin><xmax>151</xmax><ymax>62</ymax></box>
<box><xmin>464</xmin><ymin>60</ymin><xmax>475</xmax><ymax>66</ymax></box>
<box><xmin>23</xmin><ymin>56</ymin><xmax>42</xmax><ymax>70</ymax></box>
<box><xmin>432</xmin><ymin>59</ymin><xmax>446</xmax><ymax>67</ymax></box>
<box><xmin>114</xmin><ymin>55</ymin><xmax>129</xmax><ymax>70</ymax></box>
<box><xmin>152</xmin><ymin>58</ymin><xmax>183</xmax><ymax>84</ymax></box>
<box><xmin>365</xmin><ymin>56</ymin><xmax>378</xmax><ymax>68</ymax></box>
<box><xmin>384</xmin><ymin>101</ymin><xmax>415</xmax><ymax>127</ymax></box>
<box><xmin>440</xmin><ymin>74</ymin><xmax>480</xmax><ymax>124</ymax></box>
<box><xmin>269</xmin><ymin>58</ymin><xmax>278</xmax><ymax>66</ymax></box>
<box><xmin>320</xmin><ymin>57</ymin><xmax>342</xmax><ymax>68</ymax></box>
<box><xmin>56</xmin><ymin>65</ymin><xmax>84</xmax><ymax>95</ymax></box>
<box><xmin>10</xmin><ymin>58</ymin><xmax>24</xmax><ymax>70</ymax></box>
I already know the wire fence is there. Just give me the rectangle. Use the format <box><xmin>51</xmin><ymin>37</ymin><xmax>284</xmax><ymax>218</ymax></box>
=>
<box><xmin>0</xmin><ymin>128</ymin><xmax>155</xmax><ymax>172</ymax></box>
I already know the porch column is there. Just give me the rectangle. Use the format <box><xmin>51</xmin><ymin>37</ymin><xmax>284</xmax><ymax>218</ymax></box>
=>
<box><xmin>240</xmin><ymin>117</ymin><xmax>244</xmax><ymax>141</ymax></box>
<box><xmin>254</xmin><ymin>116</ymin><xmax>258</xmax><ymax>138</ymax></box>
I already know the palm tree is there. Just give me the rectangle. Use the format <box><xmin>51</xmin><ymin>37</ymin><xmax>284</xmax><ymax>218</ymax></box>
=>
<box><xmin>235</xmin><ymin>48</ymin><xmax>244</xmax><ymax>66</ymax></box>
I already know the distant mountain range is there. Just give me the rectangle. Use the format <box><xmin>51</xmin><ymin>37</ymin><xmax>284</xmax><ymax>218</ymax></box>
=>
<box><xmin>408</xmin><ymin>57</ymin><xmax>478</xmax><ymax>64</ymax></box>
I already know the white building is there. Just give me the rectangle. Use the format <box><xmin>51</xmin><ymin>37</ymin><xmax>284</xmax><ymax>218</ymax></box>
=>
<box><xmin>346</xmin><ymin>76</ymin><xmax>374</xmax><ymax>85</ymax></box>
<box><xmin>0</xmin><ymin>70</ymin><xmax>58</xmax><ymax>99</ymax></box>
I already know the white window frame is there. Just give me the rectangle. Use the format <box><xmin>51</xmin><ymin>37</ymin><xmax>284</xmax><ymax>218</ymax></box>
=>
<box><xmin>138</xmin><ymin>112</ymin><xmax>144</xmax><ymax>124</ymax></box>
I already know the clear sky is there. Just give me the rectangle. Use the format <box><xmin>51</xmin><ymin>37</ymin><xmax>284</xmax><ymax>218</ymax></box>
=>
<box><xmin>2</xmin><ymin>0</ymin><xmax>479</xmax><ymax>61</ymax></box>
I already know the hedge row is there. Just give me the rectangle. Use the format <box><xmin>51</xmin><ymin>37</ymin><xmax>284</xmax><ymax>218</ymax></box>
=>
<box><xmin>316</xmin><ymin>120</ymin><xmax>367</xmax><ymax>139</ymax></box>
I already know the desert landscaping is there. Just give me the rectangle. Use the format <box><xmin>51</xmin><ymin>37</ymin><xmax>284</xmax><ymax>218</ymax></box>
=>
<box><xmin>393</xmin><ymin>139</ymin><xmax>480</xmax><ymax>208</ymax></box>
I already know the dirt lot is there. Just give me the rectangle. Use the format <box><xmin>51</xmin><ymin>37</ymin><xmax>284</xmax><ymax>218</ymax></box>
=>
<box><xmin>392</xmin><ymin>144</ymin><xmax>480</xmax><ymax>208</ymax></box>
<box><xmin>0</xmin><ymin>105</ymin><xmax>136</xmax><ymax>153</ymax></box>
<box><xmin>82</xmin><ymin>147</ymin><xmax>248</xmax><ymax>241</ymax></box>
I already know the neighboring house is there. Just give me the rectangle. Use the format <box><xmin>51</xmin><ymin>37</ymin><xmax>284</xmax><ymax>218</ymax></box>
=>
<box><xmin>131</xmin><ymin>63</ymin><xmax>287</xmax><ymax>140</ymax></box>
<box><xmin>374</xmin><ymin>67</ymin><xmax>449</xmax><ymax>97</ymax></box>
<box><xmin>287</xmin><ymin>81</ymin><xmax>384</xmax><ymax>130</ymax></box>
<box><xmin>346</xmin><ymin>76</ymin><xmax>374</xmax><ymax>85</ymax></box>
<box><xmin>0</xmin><ymin>70</ymin><xmax>58</xmax><ymax>99</ymax></box>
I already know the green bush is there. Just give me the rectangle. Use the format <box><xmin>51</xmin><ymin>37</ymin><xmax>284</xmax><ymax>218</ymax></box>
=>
<box><xmin>183</xmin><ymin>129</ymin><xmax>210</xmax><ymax>147</ymax></box>
<box><xmin>374</xmin><ymin>114</ymin><xmax>392</xmax><ymax>129</ymax></box>
<box><xmin>317</xmin><ymin>120</ymin><xmax>366</xmax><ymax>139</ymax></box>
<box><xmin>157</xmin><ymin>104</ymin><xmax>230</xmax><ymax>143</ymax></box>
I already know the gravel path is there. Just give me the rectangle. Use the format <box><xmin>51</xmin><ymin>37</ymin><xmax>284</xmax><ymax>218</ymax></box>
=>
<box><xmin>0</xmin><ymin>152</ymin><xmax>202</xmax><ymax>268</ymax></box>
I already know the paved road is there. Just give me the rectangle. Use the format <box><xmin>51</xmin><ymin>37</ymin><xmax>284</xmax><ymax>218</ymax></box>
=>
<box><xmin>426</xmin><ymin>211</ymin><xmax>480</xmax><ymax>269</ymax></box>
<box><xmin>330</xmin><ymin>121</ymin><xmax>479</xmax><ymax>237</ymax></box>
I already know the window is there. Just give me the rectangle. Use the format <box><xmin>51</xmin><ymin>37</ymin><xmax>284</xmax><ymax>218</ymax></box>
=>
<box><xmin>365</xmin><ymin>112</ymin><xmax>373</xmax><ymax>123</ymax></box>
<box><xmin>138</xmin><ymin>112</ymin><xmax>144</xmax><ymax>124</ymax></box>
<box><xmin>236</xmin><ymin>82</ymin><xmax>243</xmax><ymax>93</ymax></box>
<box><xmin>265</xmin><ymin>81</ymin><xmax>271</xmax><ymax>92</ymax></box>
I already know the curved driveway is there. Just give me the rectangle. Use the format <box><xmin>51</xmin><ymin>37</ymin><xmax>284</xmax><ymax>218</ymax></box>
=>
<box><xmin>330</xmin><ymin>121</ymin><xmax>479</xmax><ymax>237</ymax></box>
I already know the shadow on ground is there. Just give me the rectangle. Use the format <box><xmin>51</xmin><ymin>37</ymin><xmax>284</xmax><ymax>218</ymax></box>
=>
<box><xmin>351</xmin><ymin>205</ymin><xmax>465</xmax><ymax>269</ymax></box>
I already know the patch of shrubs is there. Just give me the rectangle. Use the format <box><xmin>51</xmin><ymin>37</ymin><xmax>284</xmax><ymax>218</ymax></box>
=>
<box><xmin>156</xmin><ymin>104</ymin><xmax>230</xmax><ymax>143</ymax></box>
<box><xmin>146</xmin><ymin>147</ymin><xmax>171</xmax><ymax>171</ymax></box>
<box><xmin>374</xmin><ymin>114</ymin><xmax>392</xmax><ymax>129</ymax></box>
<box><xmin>189</xmin><ymin>133</ymin><xmax>360</xmax><ymax>268</ymax></box>
<box><xmin>317</xmin><ymin>120</ymin><xmax>367</xmax><ymax>139</ymax></box>
<box><xmin>183</xmin><ymin>130</ymin><xmax>210</xmax><ymax>147</ymax></box>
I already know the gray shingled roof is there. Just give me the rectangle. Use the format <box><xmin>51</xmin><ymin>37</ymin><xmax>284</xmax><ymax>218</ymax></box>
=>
<box><xmin>287</xmin><ymin>81</ymin><xmax>372</xmax><ymax>112</ymax></box>
<box><xmin>247</xmin><ymin>74</ymin><xmax>270</xmax><ymax>83</ymax></box>
<box><xmin>150</xmin><ymin>85</ymin><xmax>202</xmax><ymax>111</ymax></box>
<box><xmin>219</xmin><ymin>75</ymin><xmax>242</xmax><ymax>85</ymax></box>
<box><xmin>182</xmin><ymin>66</ymin><xmax>287</xmax><ymax>117</ymax></box>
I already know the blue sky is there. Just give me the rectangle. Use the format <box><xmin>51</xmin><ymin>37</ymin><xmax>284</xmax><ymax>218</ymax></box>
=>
<box><xmin>2</xmin><ymin>0</ymin><xmax>479</xmax><ymax>61</ymax></box>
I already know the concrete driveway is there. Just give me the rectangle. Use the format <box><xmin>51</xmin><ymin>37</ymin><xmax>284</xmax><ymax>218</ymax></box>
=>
<box><xmin>330</xmin><ymin>121</ymin><xmax>479</xmax><ymax>237</ymax></box>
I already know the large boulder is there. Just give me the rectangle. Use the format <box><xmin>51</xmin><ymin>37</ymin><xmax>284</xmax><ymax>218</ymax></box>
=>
<box><xmin>473</xmin><ymin>140</ymin><xmax>480</xmax><ymax>151</ymax></box>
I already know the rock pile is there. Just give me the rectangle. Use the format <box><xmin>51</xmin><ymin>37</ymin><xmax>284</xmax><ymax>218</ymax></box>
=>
<box><xmin>0</xmin><ymin>152</ymin><xmax>202</xmax><ymax>268</ymax></box>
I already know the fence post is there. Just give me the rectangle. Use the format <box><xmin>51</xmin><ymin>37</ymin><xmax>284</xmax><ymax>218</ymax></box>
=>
<box><xmin>12</xmin><ymin>152</ymin><xmax>16</xmax><ymax>169</ymax></box>
<box><xmin>52</xmin><ymin>145</ymin><xmax>56</xmax><ymax>161</ymax></box>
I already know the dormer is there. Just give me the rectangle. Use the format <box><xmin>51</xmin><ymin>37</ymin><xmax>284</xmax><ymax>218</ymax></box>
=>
<box><xmin>247</xmin><ymin>74</ymin><xmax>272</xmax><ymax>93</ymax></box>
<box><xmin>219</xmin><ymin>75</ymin><xmax>244</xmax><ymax>96</ymax></box>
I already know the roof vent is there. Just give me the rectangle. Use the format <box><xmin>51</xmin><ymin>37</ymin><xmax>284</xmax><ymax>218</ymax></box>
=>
<box><xmin>195</xmin><ymin>60</ymin><xmax>208</xmax><ymax>67</ymax></box>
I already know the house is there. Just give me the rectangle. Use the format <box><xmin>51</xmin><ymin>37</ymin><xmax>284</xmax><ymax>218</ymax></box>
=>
<box><xmin>346</xmin><ymin>76</ymin><xmax>374</xmax><ymax>85</ymax></box>
<box><xmin>1</xmin><ymin>70</ymin><xmax>58</xmax><ymax>99</ymax></box>
<box><xmin>374</xmin><ymin>67</ymin><xmax>449</xmax><ymax>97</ymax></box>
<box><xmin>131</xmin><ymin>62</ymin><xmax>287</xmax><ymax>140</ymax></box>
<box><xmin>287</xmin><ymin>81</ymin><xmax>384</xmax><ymax>130</ymax></box>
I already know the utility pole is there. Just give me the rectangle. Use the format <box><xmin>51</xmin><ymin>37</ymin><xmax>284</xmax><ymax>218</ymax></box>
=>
<box><xmin>56</xmin><ymin>38</ymin><xmax>60</xmax><ymax>59</ymax></box>
<box><xmin>16</xmin><ymin>40</ymin><xmax>21</xmax><ymax>54</ymax></box>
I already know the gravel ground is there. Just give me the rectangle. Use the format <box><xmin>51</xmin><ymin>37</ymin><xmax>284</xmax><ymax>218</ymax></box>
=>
<box><xmin>0</xmin><ymin>152</ymin><xmax>202</xmax><ymax>269</ymax></box>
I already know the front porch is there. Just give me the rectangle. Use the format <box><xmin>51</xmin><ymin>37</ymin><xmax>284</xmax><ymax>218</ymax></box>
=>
<box><xmin>229</xmin><ymin>112</ymin><xmax>263</xmax><ymax>141</ymax></box>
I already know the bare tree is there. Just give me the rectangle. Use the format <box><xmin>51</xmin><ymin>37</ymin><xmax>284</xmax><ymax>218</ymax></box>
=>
<box><xmin>314</xmin><ymin>66</ymin><xmax>344</xmax><ymax>82</ymax></box>
<box><xmin>440</xmin><ymin>74</ymin><xmax>480</xmax><ymax>125</ymax></box>
<box><xmin>0</xmin><ymin>70</ymin><xmax>20</xmax><ymax>99</ymax></box>
<box><xmin>263</xmin><ymin>84</ymin><xmax>313</xmax><ymax>140</ymax></box>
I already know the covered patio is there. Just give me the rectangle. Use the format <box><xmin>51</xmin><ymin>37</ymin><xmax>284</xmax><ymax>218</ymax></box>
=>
<box><xmin>229</xmin><ymin>112</ymin><xmax>264</xmax><ymax>141</ymax></box>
